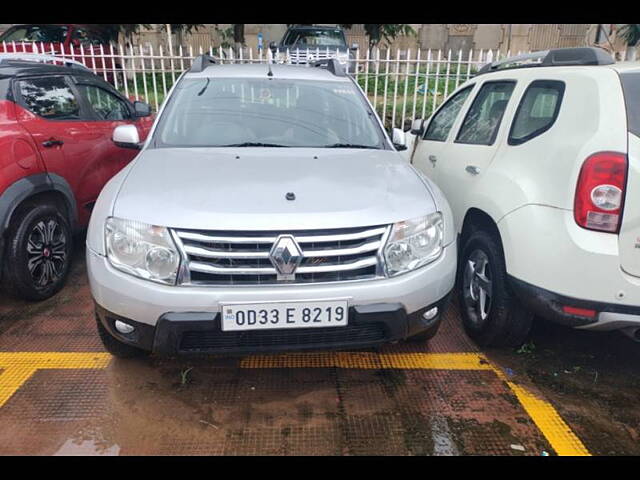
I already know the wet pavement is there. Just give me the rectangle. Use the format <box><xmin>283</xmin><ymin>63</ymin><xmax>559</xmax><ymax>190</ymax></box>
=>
<box><xmin>0</xmin><ymin>241</ymin><xmax>638</xmax><ymax>456</ymax></box>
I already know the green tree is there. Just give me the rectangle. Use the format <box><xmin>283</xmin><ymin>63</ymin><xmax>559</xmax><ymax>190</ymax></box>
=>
<box><xmin>618</xmin><ymin>24</ymin><xmax>640</xmax><ymax>46</ymax></box>
<box><xmin>339</xmin><ymin>24</ymin><xmax>416</xmax><ymax>49</ymax></box>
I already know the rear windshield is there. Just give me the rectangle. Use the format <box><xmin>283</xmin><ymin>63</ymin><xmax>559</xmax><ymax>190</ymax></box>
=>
<box><xmin>621</xmin><ymin>71</ymin><xmax>640</xmax><ymax>138</ymax></box>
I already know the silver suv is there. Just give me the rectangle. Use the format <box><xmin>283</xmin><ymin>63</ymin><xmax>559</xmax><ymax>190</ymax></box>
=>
<box><xmin>86</xmin><ymin>57</ymin><xmax>457</xmax><ymax>357</ymax></box>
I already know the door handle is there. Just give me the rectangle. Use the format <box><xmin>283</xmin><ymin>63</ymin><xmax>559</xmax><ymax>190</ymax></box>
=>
<box><xmin>42</xmin><ymin>139</ymin><xmax>64</xmax><ymax>148</ymax></box>
<box><xmin>428</xmin><ymin>154</ymin><xmax>437</xmax><ymax>165</ymax></box>
<box><xmin>465</xmin><ymin>165</ymin><xmax>480</xmax><ymax>175</ymax></box>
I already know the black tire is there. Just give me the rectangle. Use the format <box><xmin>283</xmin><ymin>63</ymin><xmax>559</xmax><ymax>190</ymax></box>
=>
<box><xmin>96</xmin><ymin>314</ymin><xmax>149</xmax><ymax>359</ymax></box>
<box><xmin>458</xmin><ymin>229</ymin><xmax>533</xmax><ymax>347</ymax></box>
<box><xmin>2</xmin><ymin>204</ymin><xmax>73</xmax><ymax>301</ymax></box>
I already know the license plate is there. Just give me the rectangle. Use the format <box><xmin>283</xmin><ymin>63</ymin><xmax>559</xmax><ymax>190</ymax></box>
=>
<box><xmin>220</xmin><ymin>300</ymin><xmax>348</xmax><ymax>332</ymax></box>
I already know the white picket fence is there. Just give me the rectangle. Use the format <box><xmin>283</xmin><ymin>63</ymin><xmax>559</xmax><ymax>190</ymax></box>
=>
<box><xmin>3</xmin><ymin>40</ymin><xmax>525</xmax><ymax>129</ymax></box>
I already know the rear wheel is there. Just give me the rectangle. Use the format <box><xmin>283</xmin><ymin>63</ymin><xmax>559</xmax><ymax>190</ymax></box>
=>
<box><xmin>459</xmin><ymin>229</ymin><xmax>533</xmax><ymax>347</ymax></box>
<box><xmin>2</xmin><ymin>204</ymin><xmax>72</xmax><ymax>301</ymax></box>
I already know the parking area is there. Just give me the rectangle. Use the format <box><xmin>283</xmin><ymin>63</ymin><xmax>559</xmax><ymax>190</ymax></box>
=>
<box><xmin>0</xmin><ymin>241</ymin><xmax>639</xmax><ymax>456</ymax></box>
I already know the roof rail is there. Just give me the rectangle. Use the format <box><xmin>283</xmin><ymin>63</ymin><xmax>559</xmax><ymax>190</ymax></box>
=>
<box><xmin>190</xmin><ymin>54</ymin><xmax>219</xmax><ymax>73</ymax></box>
<box><xmin>0</xmin><ymin>53</ymin><xmax>89</xmax><ymax>70</ymax></box>
<box><xmin>311</xmin><ymin>58</ymin><xmax>346</xmax><ymax>77</ymax></box>
<box><xmin>477</xmin><ymin>47</ymin><xmax>615</xmax><ymax>76</ymax></box>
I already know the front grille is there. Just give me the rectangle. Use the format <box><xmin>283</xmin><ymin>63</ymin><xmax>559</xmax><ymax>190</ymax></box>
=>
<box><xmin>287</xmin><ymin>48</ymin><xmax>337</xmax><ymax>64</ymax></box>
<box><xmin>179</xmin><ymin>323</ymin><xmax>387</xmax><ymax>352</ymax></box>
<box><xmin>173</xmin><ymin>225</ymin><xmax>388</xmax><ymax>285</ymax></box>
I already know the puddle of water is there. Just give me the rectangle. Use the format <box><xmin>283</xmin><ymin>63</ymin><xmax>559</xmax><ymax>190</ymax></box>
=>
<box><xmin>54</xmin><ymin>437</ymin><xmax>120</xmax><ymax>456</ymax></box>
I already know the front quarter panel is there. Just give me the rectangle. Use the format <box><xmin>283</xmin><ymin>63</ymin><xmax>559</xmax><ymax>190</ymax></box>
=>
<box><xmin>86</xmin><ymin>163</ymin><xmax>135</xmax><ymax>255</ymax></box>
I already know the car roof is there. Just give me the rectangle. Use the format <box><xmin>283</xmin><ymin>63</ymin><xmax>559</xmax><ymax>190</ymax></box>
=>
<box><xmin>0</xmin><ymin>59</ymin><xmax>92</xmax><ymax>78</ymax></box>
<box><xmin>287</xmin><ymin>25</ymin><xmax>343</xmax><ymax>31</ymax></box>
<box><xmin>185</xmin><ymin>63</ymin><xmax>350</xmax><ymax>82</ymax></box>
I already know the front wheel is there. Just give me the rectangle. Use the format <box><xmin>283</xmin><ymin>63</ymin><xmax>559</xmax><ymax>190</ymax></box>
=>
<box><xmin>459</xmin><ymin>229</ymin><xmax>533</xmax><ymax>347</ymax></box>
<box><xmin>2</xmin><ymin>204</ymin><xmax>72</xmax><ymax>301</ymax></box>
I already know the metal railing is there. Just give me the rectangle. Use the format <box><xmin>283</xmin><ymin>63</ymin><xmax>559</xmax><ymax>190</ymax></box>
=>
<box><xmin>3</xmin><ymin>40</ymin><xmax>521</xmax><ymax>129</ymax></box>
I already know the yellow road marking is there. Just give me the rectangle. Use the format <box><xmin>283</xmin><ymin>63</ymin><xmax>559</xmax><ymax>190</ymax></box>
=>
<box><xmin>0</xmin><ymin>351</ymin><xmax>589</xmax><ymax>456</ymax></box>
<box><xmin>0</xmin><ymin>353</ymin><xmax>111</xmax><ymax>408</ymax></box>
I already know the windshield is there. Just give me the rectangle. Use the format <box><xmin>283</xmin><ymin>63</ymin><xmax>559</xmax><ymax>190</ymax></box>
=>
<box><xmin>154</xmin><ymin>77</ymin><xmax>384</xmax><ymax>149</ymax></box>
<box><xmin>282</xmin><ymin>29</ymin><xmax>346</xmax><ymax>47</ymax></box>
<box><xmin>0</xmin><ymin>25</ymin><xmax>69</xmax><ymax>43</ymax></box>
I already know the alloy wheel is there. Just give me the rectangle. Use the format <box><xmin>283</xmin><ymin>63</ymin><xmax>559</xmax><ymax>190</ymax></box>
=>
<box><xmin>26</xmin><ymin>219</ymin><xmax>68</xmax><ymax>289</ymax></box>
<box><xmin>462</xmin><ymin>249</ymin><xmax>493</xmax><ymax>326</ymax></box>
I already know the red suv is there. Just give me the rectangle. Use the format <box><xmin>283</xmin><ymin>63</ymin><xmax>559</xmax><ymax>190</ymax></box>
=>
<box><xmin>0</xmin><ymin>24</ymin><xmax>119</xmax><ymax>83</ymax></box>
<box><xmin>0</xmin><ymin>55</ymin><xmax>153</xmax><ymax>300</ymax></box>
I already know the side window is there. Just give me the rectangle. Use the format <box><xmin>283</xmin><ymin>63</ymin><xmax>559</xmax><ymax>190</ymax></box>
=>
<box><xmin>508</xmin><ymin>80</ymin><xmax>564</xmax><ymax>145</ymax></box>
<box><xmin>423</xmin><ymin>86</ymin><xmax>472</xmax><ymax>141</ymax></box>
<box><xmin>78</xmin><ymin>85</ymin><xmax>131</xmax><ymax>121</ymax></box>
<box><xmin>456</xmin><ymin>81</ymin><xmax>515</xmax><ymax>146</ymax></box>
<box><xmin>17</xmin><ymin>76</ymin><xmax>81</xmax><ymax>120</ymax></box>
<box><xmin>71</xmin><ymin>28</ymin><xmax>105</xmax><ymax>46</ymax></box>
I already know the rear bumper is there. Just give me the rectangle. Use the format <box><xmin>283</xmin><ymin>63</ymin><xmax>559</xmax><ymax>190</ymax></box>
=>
<box><xmin>509</xmin><ymin>275</ymin><xmax>640</xmax><ymax>330</ymax></box>
<box><xmin>95</xmin><ymin>293</ymin><xmax>451</xmax><ymax>356</ymax></box>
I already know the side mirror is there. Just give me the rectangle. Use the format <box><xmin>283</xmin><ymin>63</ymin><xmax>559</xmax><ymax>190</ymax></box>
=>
<box><xmin>133</xmin><ymin>101</ymin><xmax>151</xmax><ymax>118</ymax></box>
<box><xmin>410</xmin><ymin>118</ymin><xmax>425</xmax><ymax>136</ymax></box>
<box><xmin>392</xmin><ymin>128</ymin><xmax>407</xmax><ymax>151</ymax></box>
<box><xmin>351</xmin><ymin>43</ymin><xmax>359</xmax><ymax>50</ymax></box>
<box><xmin>113</xmin><ymin>124</ymin><xmax>141</xmax><ymax>150</ymax></box>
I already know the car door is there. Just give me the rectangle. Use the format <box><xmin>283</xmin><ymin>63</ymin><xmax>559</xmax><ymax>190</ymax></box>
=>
<box><xmin>72</xmin><ymin>78</ymin><xmax>148</xmax><ymax>189</ymax></box>
<box><xmin>436</xmin><ymin>80</ymin><xmax>517</xmax><ymax>232</ymax></box>
<box><xmin>411</xmin><ymin>85</ymin><xmax>475</xmax><ymax>186</ymax></box>
<box><xmin>13</xmin><ymin>74</ymin><xmax>102</xmax><ymax>226</ymax></box>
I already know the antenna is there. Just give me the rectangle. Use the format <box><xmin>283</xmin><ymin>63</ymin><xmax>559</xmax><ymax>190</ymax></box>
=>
<box><xmin>267</xmin><ymin>62</ymin><xmax>274</xmax><ymax>77</ymax></box>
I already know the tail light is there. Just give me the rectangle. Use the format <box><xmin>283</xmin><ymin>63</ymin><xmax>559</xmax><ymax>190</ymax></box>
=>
<box><xmin>574</xmin><ymin>152</ymin><xmax>627</xmax><ymax>233</ymax></box>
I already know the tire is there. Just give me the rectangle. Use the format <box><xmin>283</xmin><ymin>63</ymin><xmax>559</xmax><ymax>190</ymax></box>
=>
<box><xmin>2</xmin><ymin>204</ymin><xmax>73</xmax><ymax>301</ymax></box>
<box><xmin>458</xmin><ymin>229</ymin><xmax>533</xmax><ymax>347</ymax></box>
<box><xmin>96</xmin><ymin>314</ymin><xmax>149</xmax><ymax>359</ymax></box>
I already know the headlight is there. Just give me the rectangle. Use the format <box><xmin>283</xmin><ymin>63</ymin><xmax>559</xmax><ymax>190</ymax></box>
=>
<box><xmin>384</xmin><ymin>213</ymin><xmax>443</xmax><ymax>276</ymax></box>
<box><xmin>105</xmin><ymin>217</ymin><xmax>180</xmax><ymax>285</ymax></box>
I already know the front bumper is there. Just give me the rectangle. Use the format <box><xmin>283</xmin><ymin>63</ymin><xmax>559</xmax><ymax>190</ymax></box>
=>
<box><xmin>95</xmin><ymin>294</ymin><xmax>451</xmax><ymax>355</ymax></box>
<box><xmin>88</xmin><ymin>241</ymin><xmax>456</xmax><ymax>354</ymax></box>
<box><xmin>87</xmin><ymin>241</ymin><xmax>456</xmax><ymax>326</ymax></box>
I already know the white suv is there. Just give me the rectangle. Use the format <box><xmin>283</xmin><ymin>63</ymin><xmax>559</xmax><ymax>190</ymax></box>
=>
<box><xmin>407</xmin><ymin>47</ymin><xmax>640</xmax><ymax>346</ymax></box>
<box><xmin>86</xmin><ymin>57</ymin><xmax>456</xmax><ymax>357</ymax></box>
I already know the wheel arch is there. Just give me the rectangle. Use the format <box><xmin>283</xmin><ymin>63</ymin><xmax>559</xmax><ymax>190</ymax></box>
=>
<box><xmin>0</xmin><ymin>173</ymin><xmax>78</xmax><ymax>235</ymax></box>
<box><xmin>460</xmin><ymin>208</ymin><xmax>503</xmax><ymax>250</ymax></box>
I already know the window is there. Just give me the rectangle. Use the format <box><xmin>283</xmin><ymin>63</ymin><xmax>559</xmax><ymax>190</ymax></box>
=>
<box><xmin>79</xmin><ymin>85</ymin><xmax>131</xmax><ymax>121</ymax></box>
<box><xmin>0</xmin><ymin>25</ymin><xmax>68</xmax><ymax>43</ymax></box>
<box><xmin>620</xmin><ymin>72</ymin><xmax>640</xmax><ymax>138</ymax></box>
<box><xmin>71</xmin><ymin>28</ymin><xmax>106</xmax><ymax>46</ymax></box>
<box><xmin>456</xmin><ymin>81</ymin><xmax>515</xmax><ymax>145</ymax></box>
<box><xmin>423</xmin><ymin>86</ymin><xmax>473</xmax><ymax>142</ymax></box>
<box><xmin>18</xmin><ymin>76</ymin><xmax>80</xmax><ymax>120</ymax></box>
<box><xmin>154</xmin><ymin>78</ymin><xmax>384</xmax><ymax>148</ymax></box>
<box><xmin>282</xmin><ymin>29</ymin><xmax>346</xmax><ymax>47</ymax></box>
<box><xmin>509</xmin><ymin>80</ymin><xmax>564</xmax><ymax>145</ymax></box>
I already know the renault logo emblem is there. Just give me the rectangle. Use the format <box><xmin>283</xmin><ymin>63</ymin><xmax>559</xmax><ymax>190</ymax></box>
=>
<box><xmin>269</xmin><ymin>235</ymin><xmax>303</xmax><ymax>281</ymax></box>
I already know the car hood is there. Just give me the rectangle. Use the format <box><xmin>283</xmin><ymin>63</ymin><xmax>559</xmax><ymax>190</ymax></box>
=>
<box><xmin>113</xmin><ymin>148</ymin><xmax>436</xmax><ymax>231</ymax></box>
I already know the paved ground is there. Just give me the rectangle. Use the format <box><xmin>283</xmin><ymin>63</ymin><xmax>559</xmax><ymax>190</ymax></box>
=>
<box><xmin>0</xmin><ymin>240</ymin><xmax>638</xmax><ymax>456</ymax></box>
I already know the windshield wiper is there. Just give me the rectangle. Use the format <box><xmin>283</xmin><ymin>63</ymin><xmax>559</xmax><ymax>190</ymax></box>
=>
<box><xmin>219</xmin><ymin>142</ymin><xmax>290</xmax><ymax>148</ymax></box>
<box><xmin>323</xmin><ymin>143</ymin><xmax>380</xmax><ymax>149</ymax></box>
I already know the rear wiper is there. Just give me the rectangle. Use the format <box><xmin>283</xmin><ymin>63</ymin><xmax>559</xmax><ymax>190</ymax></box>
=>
<box><xmin>323</xmin><ymin>143</ymin><xmax>380</xmax><ymax>149</ymax></box>
<box><xmin>220</xmin><ymin>142</ymin><xmax>290</xmax><ymax>147</ymax></box>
